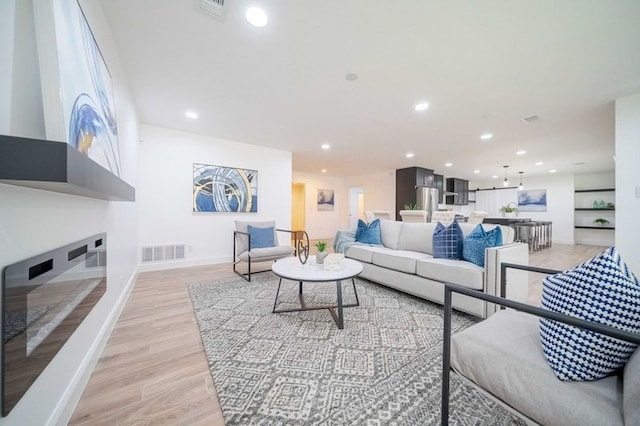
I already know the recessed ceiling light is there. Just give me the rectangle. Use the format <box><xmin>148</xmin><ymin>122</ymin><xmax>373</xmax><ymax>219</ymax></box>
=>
<box><xmin>444</xmin><ymin>162</ymin><xmax>453</xmax><ymax>167</ymax></box>
<box><xmin>549</xmin><ymin>169</ymin><xmax>557</xmax><ymax>173</ymax></box>
<box><xmin>492</xmin><ymin>175</ymin><xmax>498</xmax><ymax>179</ymax></box>
<box><xmin>473</xmin><ymin>170</ymin><xmax>480</xmax><ymax>174</ymax></box>
<box><xmin>321</xmin><ymin>169</ymin><xmax>327</xmax><ymax>173</ymax></box>
<box><xmin>535</xmin><ymin>161</ymin><xmax>544</xmax><ymax>166</ymax></box>
<box><xmin>321</xmin><ymin>143</ymin><xmax>331</xmax><ymax>150</ymax></box>
<box><xmin>405</xmin><ymin>152</ymin><xmax>415</xmax><ymax>158</ymax></box>
<box><xmin>516</xmin><ymin>150</ymin><xmax>527</xmax><ymax>155</ymax></box>
<box><xmin>480</xmin><ymin>133</ymin><xmax>493</xmax><ymax>140</ymax></box>
<box><xmin>414</xmin><ymin>102</ymin><xmax>429</xmax><ymax>112</ymax></box>
<box><xmin>246</xmin><ymin>7</ymin><xmax>268</xmax><ymax>27</ymax></box>
<box><xmin>574</xmin><ymin>161</ymin><xmax>586</xmax><ymax>166</ymax></box>
<box><xmin>345</xmin><ymin>73</ymin><xmax>358</xmax><ymax>81</ymax></box>
<box><xmin>185</xmin><ymin>110</ymin><xmax>198</xmax><ymax>119</ymax></box>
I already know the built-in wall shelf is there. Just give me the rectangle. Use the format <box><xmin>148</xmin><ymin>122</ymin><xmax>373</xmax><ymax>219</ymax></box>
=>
<box><xmin>575</xmin><ymin>226</ymin><xmax>615</xmax><ymax>230</ymax></box>
<box><xmin>575</xmin><ymin>208</ymin><xmax>615</xmax><ymax>211</ymax></box>
<box><xmin>574</xmin><ymin>188</ymin><xmax>615</xmax><ymax>193</ymax></box>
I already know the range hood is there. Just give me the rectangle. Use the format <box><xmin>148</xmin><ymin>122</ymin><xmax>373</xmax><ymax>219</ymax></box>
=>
<box><xmin>0</xmin><ymin>134</ymin><xmax>135</xmax><ymax>201</ymax></box>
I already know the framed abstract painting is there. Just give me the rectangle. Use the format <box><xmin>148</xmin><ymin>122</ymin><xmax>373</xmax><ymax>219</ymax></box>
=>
<box><xmin>34</xmin><ymin>0</ymin><xmax>121</xmax><ymax>177</ymax></box>
<box><xmin>518</xmin><ymin>189</ymin><xmax>547</xmax><ymax>212</ymax></box>
<box><xmin>317</xmin><ymin>189</ymin><xmax>335</xmax><ymax>211</ymax></box>
<box><xmin>193</xmin><ymin>163</ymin><xmax>258</xmax><ymax>212</ymax></box>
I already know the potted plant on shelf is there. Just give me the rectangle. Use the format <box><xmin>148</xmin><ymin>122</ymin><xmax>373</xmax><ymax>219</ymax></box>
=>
<box><xmin>315</xmin><ymin>240</ymin><xmax>329</xmax><ymax>264</ymax></box>
<box><xmin>593</xmin><ymin>218</ymin><xmax>610</xmax><ymax>227</ymax></box>
<box><xmin>500</xmin><ymin>202</ymin><xmax>519</xmax><ymax>218</ymax></box>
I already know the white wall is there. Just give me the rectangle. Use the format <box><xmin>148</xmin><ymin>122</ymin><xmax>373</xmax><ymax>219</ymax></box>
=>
<box><xmin>0</xmin><ymin>0</ymin><xmax>16</xmax><ymax>133</ymax></box>
<box><xmin>137</xmin><ymin>125</ymin><xmax>292</xmax><ymax>270</ymax></box>
<box><xmin>470</xmin><ymin>174</ymin><xmax>576</xmax><ymax>244</ymax></box>
<box><xmin>344</xmin><ymin>170</ymin><xmax>396</xmax><ymax>228</ymax></box>
<box><xmin>291</xmin><ymin>172</ymin><xmax>344</xmax><ymax>239</ymax></box>
<box><xmin>615</xmin><ymin>93</ymin><xmax>640</xmax><ymax>275</ymax></box>
<box><xmin>0</xmin><ymin>0</ymin><xmax>139</xmax><ymax>424</ymax></box>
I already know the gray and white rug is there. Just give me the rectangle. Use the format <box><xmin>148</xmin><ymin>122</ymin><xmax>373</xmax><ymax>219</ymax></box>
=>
<box><xmin>189</xmin><ymin>273</ymin><xmax>525</xmax><ymax>425</ymax></box>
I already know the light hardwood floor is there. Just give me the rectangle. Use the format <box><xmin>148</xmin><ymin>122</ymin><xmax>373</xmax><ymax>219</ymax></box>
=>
<box><xmin>69</xmin><ymin>243</ymin><xmax>606</xmax><ymax>425</ymax></box>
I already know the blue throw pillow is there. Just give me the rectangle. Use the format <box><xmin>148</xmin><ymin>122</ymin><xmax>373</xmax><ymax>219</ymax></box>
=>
<box><xmin>432</xmin><ymin>221</ymin><xmax>463</xmax><ymax>259</ymax></box>
<box><xmin>247</xmin><ymin>225</ymin><xmax>276</xmax><ymax>249</ymax></box>
<box><xmin>355</xmin><ymin>219</ymin><xmax>382</xmax><ymax>245</ymax></box>
<box><xmin>540</xmin><ymin>247</ymin><xmax>640</xmax><ymax>381</ymax></box>
<box><xmin>462</xmin><ymin>224</ymin><xmax>503</xmax><ymax>267</ymax></box>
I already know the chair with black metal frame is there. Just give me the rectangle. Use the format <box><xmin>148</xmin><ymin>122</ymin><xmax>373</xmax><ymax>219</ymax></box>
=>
<box><xmin>440</xmin><ymin>263</ymin><xmax>640</xmax><ymax>425</ymax></box>
<box><xmin>233</xmin><ymin>220</ymin><xmax>309</xmax><ymax>282</ymax></box>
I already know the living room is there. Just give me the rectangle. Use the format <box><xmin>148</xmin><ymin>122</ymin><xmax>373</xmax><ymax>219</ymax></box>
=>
<box><xmin>1</xmin><ymin>1</ymin><xmax>639</xmax><ymax>425</ymax></box>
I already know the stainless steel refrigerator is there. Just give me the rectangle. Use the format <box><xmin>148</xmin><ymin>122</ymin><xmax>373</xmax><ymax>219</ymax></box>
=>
<box><xmin>416</xmin><ymin>187</ymin><xmax>439</xmax><ymax>222</ymax></box>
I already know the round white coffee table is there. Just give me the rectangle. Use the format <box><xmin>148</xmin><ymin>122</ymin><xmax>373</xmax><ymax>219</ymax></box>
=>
<box><xmin>271</xmin><ymin>256</ymin><xmax>363</xmax><ymax>329</ymax></box>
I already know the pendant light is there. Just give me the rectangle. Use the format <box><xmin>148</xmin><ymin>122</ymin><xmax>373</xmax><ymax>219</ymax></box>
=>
<box><xmin>518</xmin><ymin>171</ymin><xmax>524</xmax><ymax>190</ymax></box>
<box><xmin>503</xmin><ymin>165</ymin><xmax>509</xmax><ymax>186</ymax></box>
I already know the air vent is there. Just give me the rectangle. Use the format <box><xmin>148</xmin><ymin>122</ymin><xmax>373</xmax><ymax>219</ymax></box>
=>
<box><xmin>141</xmin><ymin>244</ymin><xmax>186</xmax><ymax>263</ymax></box>
<box><xmin>197</xmin><ymin>0</ymin><xmax>226</xmax><ymax>19</ymax></box>
<box><xmin>521</xmin><ymin>115</ymin><xmax>541</xmax><ymax>124</ymax></box>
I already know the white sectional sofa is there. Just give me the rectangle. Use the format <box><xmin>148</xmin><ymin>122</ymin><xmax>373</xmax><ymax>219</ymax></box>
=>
<box><xmin>341</xmin><ymin>220</ymin><xmax>529</xmax><ymax>318</ymax></box>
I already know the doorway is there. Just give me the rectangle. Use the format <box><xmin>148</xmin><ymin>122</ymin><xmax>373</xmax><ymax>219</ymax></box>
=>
<box><xmin>348</xmin><ymin>186</ymin><xmax>365</xmax><ymax>229</ymax></box>
<box><xmin>291</xmin><ymin>183</ymin><xmax>305</xmax><ymax>232</ymax></box>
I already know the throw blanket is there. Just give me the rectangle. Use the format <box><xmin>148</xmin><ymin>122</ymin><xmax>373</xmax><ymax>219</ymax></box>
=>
<box><xmin>332</xmin><ymin>229</ymin><xmax>356</xmax><ymax>253</ymax></box>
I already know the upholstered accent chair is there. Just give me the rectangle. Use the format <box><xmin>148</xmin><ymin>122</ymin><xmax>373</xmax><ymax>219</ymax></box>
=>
<box><xmin>467</xmin><ymin>210</ymin><xmax>488</xmax><ymax>224</ymax></box>
<box><xmin>429</xmin><ymin>210</ymin><xmax>456</xmax><ymax>225</ymax></box>
<box><xmin>233</xmin><ymin>220</ymin><xmax>295</xmax><ymax>281</ymax></box>
<box><xmin>399</xmin><ymin>210</ymin><xmax>428</xmax><ymax>222</ymax></box>
<box><xmin>365</xmin><ymin>210</ymin><xmax>393</xmax><ymax>221</ymax></box>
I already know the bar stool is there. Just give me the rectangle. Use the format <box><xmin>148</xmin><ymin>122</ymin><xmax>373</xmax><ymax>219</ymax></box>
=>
<box><xmin>515</xmin><ymin>222</ymin><xmax>540</xmax><ymax>252</ymax></box>
<box><xmin>538</xmin><ymin>221</ymin><xmax>552</xmax><ymax>249</ymax></box>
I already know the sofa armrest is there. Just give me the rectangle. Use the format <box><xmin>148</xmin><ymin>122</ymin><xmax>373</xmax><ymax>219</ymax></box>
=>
<box><xmin>483</xmin><ymin>243</ymin><xmax>528</xmax><ymax>316</ymax></box>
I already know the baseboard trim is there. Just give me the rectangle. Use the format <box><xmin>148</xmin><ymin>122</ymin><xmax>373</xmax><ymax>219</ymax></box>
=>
<box><xmin>137</xmin><ymin>255</ymin><xmax>229</xmax><ymax>272</ymax></box>
<box><xmin>51</xmin><ymin>269</ymin><xmax>138</xmax><ymax>426</ymax></box>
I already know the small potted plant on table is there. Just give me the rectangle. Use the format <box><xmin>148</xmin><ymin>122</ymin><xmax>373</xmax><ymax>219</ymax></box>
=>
<box><xmin>315</xmin><ymin>240</ymin><xmax>329</xmax><ymax>264</ymax></box>
<box><xmin>500</xmin><ymin>202</ymin><xmax>519</xmax><ymax>218</ymax></box>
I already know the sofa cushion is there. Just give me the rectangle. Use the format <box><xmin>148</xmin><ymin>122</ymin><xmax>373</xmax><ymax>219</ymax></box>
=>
<box><xmin>379</xmin><ymin>219</ymin><xmax>403</xmax><ymax>249</ymax></box>
<box><xmin>624</xmin><ymin>348</ymin><xmax>640</xmax><ymax>424</ymax></box>
<box><xmin>397</xmin><ymin>222</ymin><xmax>436</xmax><ymax>254</ymax></box>
<box><xmin>355</xmin><ymin>219</ymin><xmax>383</xmax><ymax>245</ymax></box>
<box><xmin>540</xmin><ymin>246</ymin><xmax>640</xmax><ymax>381</ymax></box>
<box><xmin>345</xmin><ymin>244</ymin><xmax>389</xmax><ymax>264</ymax></box>
<box><xmin>372</xmin><ymin>250</ymin><xmax>431</xmax><ymax>274</ymax></box>
<box><xmin>462</xmin><ymin>224</ymin><xmax>503</xmax><ymax>267</ymax></box>
<box><xmin>416</xmin><ymin>258</ymin><xmax>483</xmax><ymax>290</ymax></box>
<box><xmin>451</xmin><ymin>310</ymin><xmax>624</xmax><ymax>426</ymax></box>
<box><xmin>432</xmin><ymin>221</ymin><xmax>464</xmax><ymax>259</ymax></box>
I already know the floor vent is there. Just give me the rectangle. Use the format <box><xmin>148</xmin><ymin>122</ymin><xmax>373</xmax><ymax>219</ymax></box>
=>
<box><xmin>197</xmin><ymin>0</ymin><xmax>226</xmax><ymax>19</ymax></box>
<box><xmin>141</xmin><ymin>244</ymin><xmax>186</xmax><ymax>263</ymax></box>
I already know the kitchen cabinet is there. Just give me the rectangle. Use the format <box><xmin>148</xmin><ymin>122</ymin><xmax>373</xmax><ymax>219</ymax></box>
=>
<box><xmin>445</xmin><ymin>178</ymin><xmax>469</xmax><ymax>205</ymax></box>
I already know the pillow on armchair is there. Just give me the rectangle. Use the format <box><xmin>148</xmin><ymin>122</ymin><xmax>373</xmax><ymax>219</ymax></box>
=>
<box><xmin>247</xmin><ymin>225</ymin><xmax>276</xmax><ymax>249</ymax></box>
<box><xmin>540</xmin><ymin>246</ymin><xmax>640</xmax><ymax>381</ymax></box>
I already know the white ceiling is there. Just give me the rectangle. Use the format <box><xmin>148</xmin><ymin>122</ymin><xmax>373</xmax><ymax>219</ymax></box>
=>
<box><xmin>99</xmin><ymin>0</ymin><xmax>640</xmax><ymax>181</ymax></box>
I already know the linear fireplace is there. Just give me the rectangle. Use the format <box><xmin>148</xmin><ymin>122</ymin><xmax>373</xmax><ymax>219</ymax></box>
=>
<box><xmin>2</xmin><ymin>234</ymin><xmax>107</xmax><ymax>416</ymax></box>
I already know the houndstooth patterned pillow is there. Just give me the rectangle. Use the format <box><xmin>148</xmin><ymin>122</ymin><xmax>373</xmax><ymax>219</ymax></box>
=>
<box><xmin>540</xmin><ymin>247</ymin><xmax>640</xmax><ymax>381</ymax></box>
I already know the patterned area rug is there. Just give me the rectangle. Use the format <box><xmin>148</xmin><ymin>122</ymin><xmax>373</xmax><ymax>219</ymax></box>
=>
<box><xmin>189</xmin><ymin>273</ymin><xmax>525</xmax><ymax>425</ymax></box>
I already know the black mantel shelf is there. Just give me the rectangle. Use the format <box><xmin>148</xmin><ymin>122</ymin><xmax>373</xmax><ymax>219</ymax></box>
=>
<box><xmin>0</xmin><ymin>134</ymin><xmax>135</xmax><ymax>201</ymax></box>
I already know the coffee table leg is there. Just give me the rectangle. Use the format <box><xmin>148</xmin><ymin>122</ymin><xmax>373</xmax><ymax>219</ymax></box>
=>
<box><xmin>272</xmin><ymin>278</ymin><xmax>283</xmax><ymax>313</ymax></box>
<box><xmin>336</xmin><ymin>279</ymin><xmax>344</xmax><ymax>329</ymax></box>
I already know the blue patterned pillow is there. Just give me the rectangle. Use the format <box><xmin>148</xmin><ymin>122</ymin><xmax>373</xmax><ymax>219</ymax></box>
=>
<box><xmin>462</xmin><ymin>225</ymin><xmax>503</xmax><ymax>267</ymax></box>
<box><xmin>355</xmin><ymin>219</ymin><xmax>383</xmax><ymax>245</ymax></box>
<box><xmin>540</xmin><ymin>247</ymin><xmax>640</xmax><ymax>381</ymax></box>
<box><xmin>433</xmin><ymin>221</ymin><xmax>463</xmax><ymax>259</ymax></box>
<box><xmin>247</xmin><ymin>225</ymin><xmax>276</xmax><ymax>249</ymax></box>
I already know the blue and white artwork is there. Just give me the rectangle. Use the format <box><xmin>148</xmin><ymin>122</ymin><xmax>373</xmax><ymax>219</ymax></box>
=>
<box><xmin>193</xmin><ymin>163</ymin><xmax>258</xmax><ymax>213</ymax></box>
<box><xmin>54</xmin><ymin>0</ymin><xmax>121</xmax><ymax>176</ymax></box>
<box><xmin>518</xmin><ymin>189</ymin><xmax>547</xmax><ymax>212</ymax></box>
<box><xmin>317</xmin><ymin>189</ymin><xmax>335</xmax><ymax>211</ymax></box>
